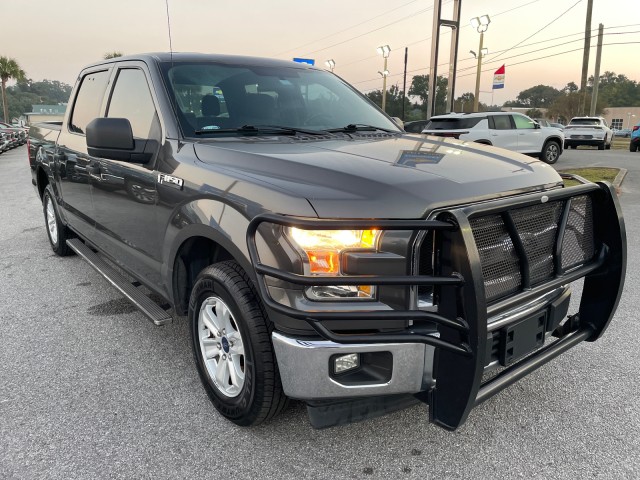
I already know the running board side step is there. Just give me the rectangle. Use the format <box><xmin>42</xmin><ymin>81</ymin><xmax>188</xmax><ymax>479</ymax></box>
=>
<box><xmin>66</xmin><ymin>238</ymin><xmax>173</xmax><ymax>326</ymax></box>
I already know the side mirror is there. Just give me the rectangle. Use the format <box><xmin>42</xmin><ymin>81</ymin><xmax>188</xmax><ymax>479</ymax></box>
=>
<box><xmin>534</xmin><ymin>122</ymin><xmax>541</xmax><ymax>129</ymax></box>
<box><xmin>391</xmin><ymin>116</ymin><xmax>404</xmax><ymax>129</ymax></box>
<box><xmin>86</xmin><ymin>118</ymin><xmax>155</xmax><ymax>163</ymax></box>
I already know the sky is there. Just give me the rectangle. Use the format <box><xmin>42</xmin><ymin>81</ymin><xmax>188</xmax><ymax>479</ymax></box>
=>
<box><xmin>3</xmin><ymin>0</ymin><xmax>639</xmax><ymax>106</ymax></box>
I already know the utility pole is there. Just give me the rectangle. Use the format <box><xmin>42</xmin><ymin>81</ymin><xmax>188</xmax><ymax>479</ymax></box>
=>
<box><xmin>580</xmin><ymin>0</ymin><xmax>593</xmax><ymax>115</ymax></box>
<box><xmin>590</xmin><ymin>23</ymin><xmax>604</xmax><ymax>117</ymax></box>
<box><xmin>402</xmin><ymin>47</ymin><xmax>408</xmax><ymax>120</ymax></box>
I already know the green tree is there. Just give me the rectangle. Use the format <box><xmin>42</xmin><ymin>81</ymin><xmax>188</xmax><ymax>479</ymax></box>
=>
<box><xmin>0</xmin><ymin>56</ymin><xmax>26</xmax><ymax>122</ymax></box>
<box><xmin>588</xmin><ymin>71</ymin><xmax>640</xmax><ymax>107</ymax></box>
<box><xmin>526</xmin><ymin>108</ymin><xmax>544</xmax><ymax>118</ymax></box>
<box><xmin>104</xmin><ymin>51</ymin><xmax>123</xmax><ymax>59</ymax></box>
<box><xmin>454</xmin><ymin>92</ymin><xmax>474</xmax><ymax>112</ymax></box>
<box><xmin>365</xmin><ymin>84</ymin><xmax>412</xmax><ymax>119</ymax></box>
<box><xmin>6</xmin><ymin>79</ymin><xmax>73</xmax><ymax>121</ymax></box>
<box><xmin>547</xmin><ymin>92</ymin><xmax>605</xmax><ymax>123</ymax></box>
<box><xmin>408</xmin><ymin>75</ymin><xmax>449</xmax><ymax>115</ymax></box>
<box><xmin>515</xmin><ymin>85</ymin><xmax>562</xmax><ymax>108</ymax></box>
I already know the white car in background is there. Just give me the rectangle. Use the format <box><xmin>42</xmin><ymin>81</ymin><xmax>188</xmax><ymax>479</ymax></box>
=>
<box><xmin>421</xmin><ymin>112</ymin><xmax>565</xmax><ymax>164</ymax></box>
<box><xmin>563</xmin><ymin>117</ymin><xmax>613</xmax><ymax>150</ymax></box>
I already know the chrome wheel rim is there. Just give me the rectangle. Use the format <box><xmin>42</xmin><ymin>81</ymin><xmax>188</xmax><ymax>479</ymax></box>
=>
<box><xmin>546</xmin><ymin>144</ymin><xmax>558</xmax><ymax>162</ymax></box>
<box><xmin>46</xmin><ymin>197</ymin><xmax>58</xmax><ymax>244</ymax></box>
<box><xmin>198</xmin><ymin>296</ymin><xmax>245</xmax><ymax>397</ymax></box>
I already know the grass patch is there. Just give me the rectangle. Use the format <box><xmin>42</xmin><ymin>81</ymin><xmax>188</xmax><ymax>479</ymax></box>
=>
<box><xmin>611</xmin><ymin>137</ymin><xmax>630</xmax><ymax>150</ymax></box>
<box><xmin>558</xmin><ymin>167</ymin><xmax>619</xmax><ymax>187</ymax></box>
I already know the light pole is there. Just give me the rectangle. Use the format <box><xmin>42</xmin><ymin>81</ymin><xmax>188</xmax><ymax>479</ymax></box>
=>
<box><xmin>627</xmin><ymin>113</ymin><xmax>636</xmax><ymax>129</ymax></box>
<box><xmin>471</xmin><ymin>15</ymin><xmax>490</xmax><ymax>112</ymax></box>
<box><xmin>325</xmin><ymin>59</ymin><xmax>335</xmax><ymax>72</ymax></box>
<box><xmin>377</xmin><ymin>45</ymin><xmax>391</xmax><ymax>112</ymax></box>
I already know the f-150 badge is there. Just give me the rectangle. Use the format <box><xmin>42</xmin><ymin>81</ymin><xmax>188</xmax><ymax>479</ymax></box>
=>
<box><xmin>158</xmin><ymin>173</ymin><xmax>184</xmax><ymax>190</ymax></box>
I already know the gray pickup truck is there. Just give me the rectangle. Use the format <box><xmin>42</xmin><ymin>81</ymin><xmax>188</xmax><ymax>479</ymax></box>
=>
<box><xmin>29</xmin><ymin>53</ymin><xmax>626</xmax><ymax>430</ymax></box>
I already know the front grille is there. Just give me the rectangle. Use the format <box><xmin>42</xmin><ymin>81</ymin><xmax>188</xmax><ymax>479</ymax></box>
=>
<box><xmin>466</xmin><ymin>194</ymin><xmax>596</xmax><ymax>303</ymax></box>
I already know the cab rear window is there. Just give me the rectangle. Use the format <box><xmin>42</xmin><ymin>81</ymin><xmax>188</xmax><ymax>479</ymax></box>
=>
<box><xmin>425</xmin><ymin>117</ymin><xmax>484</xmax><ymax>130</ymax></box>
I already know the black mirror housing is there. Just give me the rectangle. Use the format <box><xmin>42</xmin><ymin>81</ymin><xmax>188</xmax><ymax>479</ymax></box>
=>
<box><xmin>86</xmin><ymin>118</ymin><xmax>155</xmax><ymax>163</ymax></box>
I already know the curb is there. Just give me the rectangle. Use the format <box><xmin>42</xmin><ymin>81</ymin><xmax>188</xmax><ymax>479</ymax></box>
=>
<box><xmin>613</xmin><ymin>168</ymin><xmax>627</xmax><ymax>190</ymax></box>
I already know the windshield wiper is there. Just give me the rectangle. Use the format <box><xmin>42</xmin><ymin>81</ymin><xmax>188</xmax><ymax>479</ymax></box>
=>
<box><xmin>194</xmin><ymin>125</ymin><xmax>330</xmax><ymax>136</ymax></box>
<box><xmin>326</xmin><ymin>123</ymin><xmax>396</xmax><ymax>133</ymax></box>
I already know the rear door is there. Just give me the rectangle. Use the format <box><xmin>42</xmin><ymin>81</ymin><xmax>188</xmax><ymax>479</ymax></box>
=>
<box><xmin>90</xmin><ymin>63</ymin><xmax>164</xmax><ymax>284</ymax></box>
<box><xmin>57</xmin><ymin>68</ymin><xmax>112</xmax><ymax>242</ymax></box>
<box><xmin>488</xmin><ymin>114</ymin><xmax>518</xmax><ymax>150</ymax></box>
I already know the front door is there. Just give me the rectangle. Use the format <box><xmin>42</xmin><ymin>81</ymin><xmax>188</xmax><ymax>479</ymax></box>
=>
<box><xmin>90</xmin><ymin>65</ymin><xmax>164</xmax><ymax>289</ymax></box>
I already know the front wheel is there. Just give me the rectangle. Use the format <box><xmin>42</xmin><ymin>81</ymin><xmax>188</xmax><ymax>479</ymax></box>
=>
<box><xmin>43</xmin><ymin>184</ymin><xmax>74</xmax><ymax>256</ymax></box>
<box><xmin>631</xmin><ymin>143</ymin><xmax>638</xmax><ymax>153</ymax></box>
<box><xmin>189</xmin><ymin>261</ymin><xmax>287</xmax><ymax>426</ymax></box>
<box><xmin>540</xmin><ymin>141</ymin><xmax>560</xmax><ymax>164</ymax></box>
<box><xmin>598</xmin><ymin>141</ymin><xmax>605</xmax><ymax>150</ymax></box>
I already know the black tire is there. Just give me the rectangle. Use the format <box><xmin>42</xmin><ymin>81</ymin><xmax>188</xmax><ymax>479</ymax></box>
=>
<box><xmin>42</xmin><ymin>184</ymin><xmax>74</xmax><ymax>256</ymax></box>
<box><xmin>189</xmin><ymin>260</ymin><xmax>288</xmax><ymax>426</ymax></box>
<box><xmin>598</xmin><ymin>141</ymin><xmax>605</xmax><ymax>150</ymax></box>
<box><xmin>540</xmin><ymin>140</ymin><xmax>560</xmax><ymax>164</ymax></box>
<box><xmin>631</xmin><ymin>143</ymin><xmax>638</xmax><ymax>153</ymax></box>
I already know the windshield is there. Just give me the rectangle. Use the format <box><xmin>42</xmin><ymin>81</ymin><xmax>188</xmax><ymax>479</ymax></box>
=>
<box><xmin>159</xmin><ymin>61</ymin><xmax>400</xmax><ymax>136</ymax></box>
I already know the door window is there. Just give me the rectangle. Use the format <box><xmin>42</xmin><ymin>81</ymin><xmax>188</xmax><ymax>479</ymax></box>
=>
<box><xmin>490</xmin><ymin>115</ymin><xmax>513</xmax><ymax>130</ymax></box>
<box><xmin>69</xmin><ymin>70</ymin><xmax>110</xmax><ymax>134</ymax></box>
<box><xmin>107</xmin><ymin>69</ymin><xmax>158</xmax><ymax>139</ymax></box>
<box><xmin>513</xmin><ymin>114</ymin><xmax>536</xmax><ymax>129</ymax></box>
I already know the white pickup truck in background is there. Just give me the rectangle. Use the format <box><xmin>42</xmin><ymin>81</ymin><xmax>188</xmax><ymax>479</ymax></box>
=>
<box><xmin>563</xmin><ymin>116</ymin><xmax>613</xmax><ymax>150</ymax></box>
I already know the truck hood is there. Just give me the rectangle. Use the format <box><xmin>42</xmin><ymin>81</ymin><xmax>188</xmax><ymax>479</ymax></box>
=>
<box><xmin>194</xmin><ymin>134</ymin><xmax>562</xmax><ymax>218</ymax></box>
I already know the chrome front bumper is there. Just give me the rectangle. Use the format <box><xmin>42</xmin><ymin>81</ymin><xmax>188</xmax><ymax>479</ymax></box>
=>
<box><xmin>272</xmin><ymin>332</ymin><xmax>435</xmax><ymax>399</ymax></box>
<box><xmin>272</xmin><ymin>287</ymin><xmax>572</xmax><ymax>401</ymax></box>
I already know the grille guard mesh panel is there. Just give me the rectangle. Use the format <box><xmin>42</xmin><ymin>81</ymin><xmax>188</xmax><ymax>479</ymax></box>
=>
<box><xmin>466</xmin><ymin>195</ymin><xmax>595</xmax><ymax>303</ymax></box>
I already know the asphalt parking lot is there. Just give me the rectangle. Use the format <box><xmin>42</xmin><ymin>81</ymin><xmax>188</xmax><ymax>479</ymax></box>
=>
<box><xmin>1</xmin><ymin>145</ymin><xmax>639</xmax><ymax>479</ymax></box>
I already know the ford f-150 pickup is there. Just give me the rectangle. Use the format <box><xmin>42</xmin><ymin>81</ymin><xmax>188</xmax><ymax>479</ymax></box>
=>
<box><xmin>29</xmin><ymin>53</ymin><xmax>626</xmax><ymax>430</ymax></box>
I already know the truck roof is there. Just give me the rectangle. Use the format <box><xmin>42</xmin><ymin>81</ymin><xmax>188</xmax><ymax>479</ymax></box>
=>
<box><xmin>83</xmin><ymin>52</ymin><xmax>315</xmax><ymax>71</ymax></box>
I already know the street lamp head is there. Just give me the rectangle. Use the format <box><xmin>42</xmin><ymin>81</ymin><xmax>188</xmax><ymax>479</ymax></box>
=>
<box><xmin>480</xmin><ymin>48</ymin><xmax>488</xmax><ymax>55</ymax></box>
<box><xmin>325</xmin><ymin>59</ymin><xmax>335</xmax><ymax>71</ymax></box>
<box><xmin>377</xmin><ymin>45</ymin><xmax>391</xmax><ymax>58</ymax></box>
<box><xmin>471</xmin><ymin>14</ymin><xmax>490</xmax><ymax>32</ymax></box>
<box><xmin>378</xmin><ymin>70</ymin><xmax>389</xmax><ymax>77</ymax></box>
<box><xmin>469</xmin><ymin>50</ymin><xmax>477</xmax><ymax>59</ymax></box>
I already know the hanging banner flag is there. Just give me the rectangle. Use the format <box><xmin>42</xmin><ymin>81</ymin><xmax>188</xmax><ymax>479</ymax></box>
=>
<box><xmin>493</xmin><ymin>64</ymin><xmax>505</xmax><ymax>89</ymax></box>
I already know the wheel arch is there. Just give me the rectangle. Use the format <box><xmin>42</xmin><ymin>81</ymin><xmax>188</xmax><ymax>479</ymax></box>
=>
<box><xmin>36</xmin><ymin>166</ymin><xmax>49</xmax><ymax>200</ymax></box>
<box><xmin>169</xmin><ymin>224</ymin><xmax>252</xmax><ymax>316</ymax></box>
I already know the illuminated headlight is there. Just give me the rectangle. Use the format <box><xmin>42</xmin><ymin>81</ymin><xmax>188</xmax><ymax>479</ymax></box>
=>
<box><xmin>286</xmin><ymin>227</ymin><xmax>380</xmax><ymax>300</ymax></box>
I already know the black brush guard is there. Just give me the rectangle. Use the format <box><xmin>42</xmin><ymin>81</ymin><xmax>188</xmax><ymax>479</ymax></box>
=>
<box><xmin>246</xmin><ymin>182</ymin><xmax>626</xmax><ymax>430</ymax></box>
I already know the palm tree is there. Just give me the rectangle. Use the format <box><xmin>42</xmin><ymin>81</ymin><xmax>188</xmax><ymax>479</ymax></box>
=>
<box><xmin>0</xmin><ymin>56</ymin><xmax>26</xmax><ymax>122</ymax></box>
<box><xmin>103</xmin><ymin>51</ymin><xmax>124</xmax><ymax>59</ymax></box>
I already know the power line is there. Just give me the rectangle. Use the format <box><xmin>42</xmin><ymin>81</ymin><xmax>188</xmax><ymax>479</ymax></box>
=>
<box><xmin>456</xmin><ymin>42</ymin><xmax>640</xmax><ymax>79</ymax></box>
<box><xmin>457</xmin><ymin>29</ymin><xmax>640</xmax><ymax>73</ymax></box>
<box><xmin>351</xmin><ymin>29</ymin><xmax>638</xmax><ymax>87</ymax></box>
<box><xmin>484</xmin><ymin>0</ymin><xmax>583</xmax><ymax>64</ymax></box>
<box><xmin>338</xmin><ymin>0</ymin><xmax>543</xmax><ymax>69</ymax></box>
<box><xmin>271</xmin><ymin>0</ymin><xmax>421</xmax><ymax>57</ymax></box>
<box><xmin>349</xmin><ymin>26</ymin><xmax>639</xmax><ymax>88</ymax></box>
<box><xmin>301</xmin><ymin>3</ymin><xmax>451</xmax><ymax>56</ymax></box>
